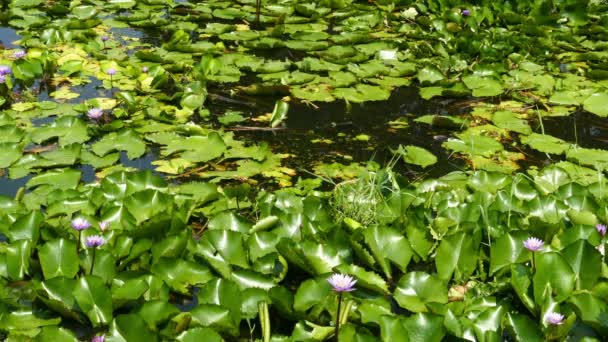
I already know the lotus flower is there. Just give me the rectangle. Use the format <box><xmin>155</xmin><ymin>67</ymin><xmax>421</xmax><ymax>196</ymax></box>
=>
<box><xmin>597</xmin><ymin>223</ymin><xmax>606</xmax><ymax>237</ymax></box>
<box><xmin>0</xmin><ymin>65</ymin><xmax>11</xmax><ymax>76</ymax></box>
<box><xmin>71</xmin><ymin>217</ymin><xmax>91</xmax><ymax>231</ymax></box>
<box><xmin>86</xmin><ymin>235</ymin><xmax>105</xmax><ymax>248</ymax></box>
<box><xmin>106</xmin><ymin>68</ymin><xmax>116</xmax><ymax>76</ymax></box>
<box><xmin>462</xmin><ymin>9</ymin><xmax>471</xmax><ymax>16</ymax></box>
<box><xmin>87</xmin><ymin>108</ymin><xmax>103</xmax><ymax>119</ymax></box>
<box><xmin>13</xmin><ymin>50</ymin><xmax>26</xmax><ymax>59</ymax></box>
<box><xmin>378</xmin><ymin>50</ymin><xmax>397</xmax><ymax>61</ymax></box>
<box><xmin>142</xmin><ymin>66</ymin><xmax>149</xmax><ymax>73</ymax></box>
<box><xmin>545</xmin><ymin>312</ymin><xmax>564</xmax><ymax>325</ymax></box>
<box><xmin>101</xmin><ymin>35</ymin><xmax>110</xmax><ymax>42</ymax></box>
<box><xmin>92</xmin><ymin>335</ymin><xmax>105</xmax><ymax>342</ymax></box>
<box><xmin>523</xmin><ymin>237</ymin><xmax>544</xmax><ymax>252</ymax></box>
<box><xmin>327</xmin><ymin>273</ymin><xmax>357</xmax><ymax>292</ymax></box>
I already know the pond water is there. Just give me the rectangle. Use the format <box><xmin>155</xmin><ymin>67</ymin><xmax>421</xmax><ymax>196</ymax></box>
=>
<box><xmin>1</xmin><ymin>21</ymin><xmax>607</xmax><ymax>197</ymax></box>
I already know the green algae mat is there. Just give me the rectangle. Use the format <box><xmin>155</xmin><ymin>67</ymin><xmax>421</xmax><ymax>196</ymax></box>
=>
<box><xmin>1</xmin><ymin>0</ymin><xmax>608</xmax><ymax>341</ymax></box>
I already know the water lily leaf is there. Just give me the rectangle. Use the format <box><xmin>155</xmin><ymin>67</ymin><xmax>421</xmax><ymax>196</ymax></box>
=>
<box><xmin>291</xmin><ymin>84</ymin><xmax>335</xmax><ymax>102</ymax></box>
<box><xmin>582</xmin><ymin>92</ymin><xmax>608</xmax><ymax>117</ymax></box>
<box><xmin>533</xmin><ymin>251</ymin><xmax>575</xmax><ymax>304</ymax></box>
<box><xmin>333</xmin><ymin>84</ymin><xmax>391</xmax><ymax>103</ymax></box>
<box><xmin>392</xmin><ymin>145</ymin><xmax>437</xmax><ymax>168</ymax></box>
<box><xmin>490</xmin><ymin>231</ymin><xmax>530</xmax><ymax>275</ymax></box>
<box><xmin>151</xmin><ymin>258</ymin><xmax>213</xmax><ymax>294</ymax></box>
<box><xmin>5</xmin><ymin>239</ymin><xmax>31</xmax><ymax>280</ymax></box>
<box><xmin>38</xmin><ymin>238</ymin><xmax>79</xmax><ymax>279</ymax></box>
<box><xmin>198</xmin><ymin>278</ymin><xmax>242</xmax><ymax>326</ymax></box>
<box><xmin>462</xmin><ymin>75</ymin><xmax>504</xmax><ymax>97</ymax></box>
<box><xmin>108</xmin><ymin>0</ymin><xmax>136</xmax><ymax>9</ymax></box>
<box><xmin>443</xmin><ymin>135</ymin><xmax>503</xmax><ymax>157</ymax></box>
<box><xmin>92</xmin><ymin>129</ymin><xmax>146</xmax><ymax>159</ymax></box>
<box><xmin>0</xmin><ymin>143</ymin><xmax>22</xmax><ymax>168</ymax></box>
<box><xmin>492</xmin><ymin>110</ymin><xmax>531</xmax><ymax>134</ymax></box>
<box><xmin>285</xmin><ymin>40</ymin><xmax>329</xmax><ymax>51</ymax></box>
<box><xmin>568</xmin><ymin>293</ymin><xmax>608</xmax><ymax>334</ymax></box>
<box><xmin>36</xmin><ymin>326</ymin><xmax>79</xmax><ymax>341</ymax></box>
<box><xmin>107</xmin><ymin>314</ymin><xmax>158</xmax><ymax>342</ymax></box>
<box><xmin>293</xmin><ymin>277</ymin><xmax>332</xmax><ymax>313</ymax></box>
<box><xmin>30</xmin><ymin>116</ymin><xmax>89</xmax><ymax>146</ymax></box>
<box><xmin>72</xmin><ymin>5</ymin><xmax>97</xmax><ymax>19</ymax></box>
<box><xmin>135</xmin><ymin>300</ymin><xmax>179</xmax><ymax>332</ymax></box>
<box><xmin>549</xmin><ymin>91</ymin><xmax>582</xmax><ymax>105</ymax></box>
<box><xmin>73</xmin><ymin>275</ymin><xmax>113</xmax><ymax>327</ymax></box>
<box><xmin>8</xmin><ymin>210</ymin><xmax>43</xmax><ymax>242</ymax></box>
<box><xmin>124</xmin><ymin>189</ymin><xmax>171</xmax><ymax>224</ymax></box>
<box><xmin>566</xmin><ymin>147</ymin><xmax>608</xmax><ymax>170</ymax></box>
<box><xmin>416</xmin><ymin>66</ymin><xmax>444</xmax><ymax>85</ymax></box>
<box><xmin>176</xmin><ymin>327</ymin><xmax>223</xmax><ymax>342</ymax></box>
<box><xmin>270</xmin><ymin>100</ymin><xmax>289</xmax><ymax>128</ymax></box>
<box><xmin>394</xmin><ymin>272</ymin><xmax>448</xmax><ymax>312</ymax></box>
<box><xmin>561</xmin><ymin>240</ymin><xmax>602</xmax><ymax>290</ymax></box>
<box><xmin>436</xmin><ymin>231</ymin><xmax>479</xmax><ymax>281</ymax></box>
<box><xmin>335</xmin><ymin>264</ymin><xmax>389</xmax><ymax>294</ymax></box>
<box><xmin>520</xmin><ymin>133</ymin><xmax>570</xmax><ymax>155</ymax></box>
<box><xmin>404</xmin><ymin>312</ymin><xmax>446</xmax><ymax>342</ymax></box>
<box><xmin>197</xmin><ymin>229</ymin><xmax>249</xmax><ymax>269</ymax></box>
<box><xmin>533</xmin><ymin>166</ymin><xmax>570</xmax><ymax>194</ymax></box>
<box><xmin>190</xmin><ymin>304</ymin><xmax>239</xmax><ymax>336</ymax></box>
<box><xmin>163</xmin><ymin>132</ymin><xmax>226</xmax><ymax>163</ymax></box>
<box><xmin>362</xmin><ymin>225</ymin><xmax>413</xmax><ymax>279</ymax></box>
<box><xmin>0</xmin><ymin>310</ymin><xmax>60</xmax><ymax>332</ymax></box>
<box><xmin>505</xmin><ymin>313</ymin><xmax>543</xmax><ymax>342</ymax></box>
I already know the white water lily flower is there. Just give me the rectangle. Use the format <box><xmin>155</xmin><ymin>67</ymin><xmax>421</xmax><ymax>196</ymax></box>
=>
<box><xmin>378</xmin><ymin>50</ymin><xmax>397</xmax><ymax>61</ymax></box>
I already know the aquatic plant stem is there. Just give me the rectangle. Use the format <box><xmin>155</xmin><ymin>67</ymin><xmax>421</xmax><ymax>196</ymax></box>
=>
<box><xmin>255</xmin><ymin>0</ymin><xmax>261</xmax><ymax>27</ymax></box>
<box><xmin>90</xmin><ymin>248</ymin><xmax>96</xmax><ymax>275</ymax></box>
<box><xmin>531</xmin><ymin>252</ymin><xmax>536</xmax><ymax>273</ymax></box>
<box><xmin>110</xmin><ymin>75</ymin><xmax>114</xmax><ymax>97</ymax></box>
<box><xmin>77</xmin><ymin>231</ymin><xmax>81</xmax><ymax>252</ymax></box>
<box><xmin>335</xmin><ymin>292</ymin><xmax>342</xmax><ymax>342</ymax></box>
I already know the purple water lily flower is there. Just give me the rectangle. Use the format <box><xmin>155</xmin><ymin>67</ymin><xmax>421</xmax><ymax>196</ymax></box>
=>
<box><xmin>327</xmin><ymin>273</ymin><xmax>357</xmax><ymax>292</ymax></box>
<box><xmin>0</xmin><ymin>75</ymin><xmax>5</xmax><ymax>84</ymax></box>
<box><xmin>597</xmin><ymin>223</ymin><xmax>607</xmax><ymax>237</ymax></box>
<box><xmin>13</xmin><ymin>50</ymin><xmax>26</xmax><ymax>59</ymax></box>
<box><xmin>142</xmin><ymin>66</ymin><xmax>149</xmax><ymax>73</ymax></box>
<box><xmin>87</xmin><ymin>108</ymin><xmax>103</xmax><ymax>119</ymax></box>
<box><xmin>462</xmin><ymin>9</ymin><xmax>471</xmax><ymax>16</ymax></box>
<box><xmin>99</xmin><ymin>221</ymin><xmax>110</xmax><ymax>231</ymax></box>
<box><xmin>86</xmin><ymin>235</ymin><xmax>105</xmax><ymax>248</ymax></box>
<box><xmin>71</xmin><ymin>217</ymin><xmax>91</xmax><ymax>231</ymax></box>
<box><xmin>545</xmin><ymin>312</ymin><xmax>565</xmax><ymax>325</ymax></box>
<box><xmin>106</xmin><ymin>68</ymin><xmax>116</xmax><ymax>76</ymax></box>
<box><xmin>0</xmin><ymin>65</ymin><xmax>11</xmax><ymax>76</ymax></box>
<box><xmin>101</xmin><ymin>35</ymin><xmax>110</xmax><ymax>42</ymax></box>
<box><xmin>523</xmin><ymin>237</ymin><xmax>544</xmax><ymax>252</ymax></box>
<box><xmin>92</xmin><ymin>334</ymin><xmax>105</xmax><ymax>342</ymax></box>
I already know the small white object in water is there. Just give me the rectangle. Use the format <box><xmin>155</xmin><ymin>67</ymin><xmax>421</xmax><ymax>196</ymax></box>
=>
<box><xmin>378</xmin><ymin>50</ymin><xmax>397</xmax><ymax>61</ymax></box>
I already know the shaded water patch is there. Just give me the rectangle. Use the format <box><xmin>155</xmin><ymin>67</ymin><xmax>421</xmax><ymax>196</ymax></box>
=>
<box><xmin>0</xmin><ymin>27</ymin><xmax>21</xmax><ymax>48</ymax></box>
